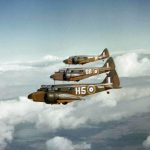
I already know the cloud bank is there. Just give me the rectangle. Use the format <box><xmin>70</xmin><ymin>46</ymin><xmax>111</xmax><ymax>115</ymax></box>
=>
<box><xmin>0</xmin><ymin>50</ymin><xmax>150</xmax><ymax>149</ymax></box>
<box><xmin>46</xmin><ymin>136</ymin><xmax>91</xmax><ymax>150</ymax></box>
<box><xmin>0</xmin><ymin>54</ymin><xmax>63</xmax><ymax>73</ymax></box>
<box><xmin>143</xmin><ymin>136</ymin><xmax>150</xmax><ymax>149</ymax></box>
<box><xmin>115</xmin><ymin>52</ymin><xmax>150</xmax><ymax>77</ymax></box>
<box><xmin>0</xmin><ymin>51</ymin><xmax>150</xmax><ymax>78</ymax></box>
<box><xmin>0</xmin><ymin>79</ymin><xmax>150</xmax><ymax>149</ymax></box>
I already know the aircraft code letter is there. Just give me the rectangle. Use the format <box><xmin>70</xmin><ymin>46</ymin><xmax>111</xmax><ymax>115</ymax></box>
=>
<box><xmin>75</xmin><ymin>87</ymin><xmax>86</xmax><ymax>95</ymax></box>
<box><xmin>85</xmin><ymin>69</ymin><xmax>92</xmax><ymax>75</ymax></box>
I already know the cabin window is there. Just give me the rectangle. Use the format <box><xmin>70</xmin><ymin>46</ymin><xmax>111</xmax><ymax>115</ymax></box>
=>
<box><xmin>71</xmin><ymin>70</ymin><xmax>80</xmax><ymax>73</ymax></box>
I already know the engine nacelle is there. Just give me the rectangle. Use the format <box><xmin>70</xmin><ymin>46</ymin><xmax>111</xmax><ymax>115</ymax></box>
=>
<box><xmin>45</xmin><ymin>92</ymin><xmax>58</xmax><ymax>104</ymax></box>
<box><xmin>72</xmin><ymin>57</ymin><xmax>78</xmax><ymax>64</ymax></box>
<box><xmin>28</xmin><ymin>91</ymin><xmax>57</xmax><ymax>104</ymax></box>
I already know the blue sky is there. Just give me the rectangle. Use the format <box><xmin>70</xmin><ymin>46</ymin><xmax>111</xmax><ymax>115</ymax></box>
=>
<box><xmin>0</xmin><ymin>0</ymin><xmax>150</xmax><ymax>61</ymax></box>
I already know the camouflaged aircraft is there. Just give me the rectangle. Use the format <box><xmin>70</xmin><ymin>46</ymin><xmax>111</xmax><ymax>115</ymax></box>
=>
<box><xmin>63</xmin><ymin>48</ymin><xmax>109</xmax><ymax>65</ymax></box>
<box><xmin>50</xmin><ymin>57</ymin><xmax>115</xmax><ymax>82</ymax></box>
<box><xmin>28</xmin><ymin>70</ymin><xmax>121</xmax><ymax>105</ymax></box>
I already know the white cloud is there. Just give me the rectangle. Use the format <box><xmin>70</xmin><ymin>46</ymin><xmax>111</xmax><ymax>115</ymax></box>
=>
<box><xmin>112</xmin><ymin>49</ymin><xmax>150</xmax><ymax>55</ymax></box>
<box><xmin>35</xmin><ymin>85</ymin><xmax>150</xmax><ymax>130</ymax></box>
<box><xmin>0</xmin><ymin>55</ymin><xmax>63</xmax><ymax>73</ymax></box>
<box><xmin>43</xmin><ymin>55</ymin><xmax>61</xmax><ymax>61</ymax></box>
<box><xmin>143</xmin><ymin>136</ymin><xmax>150</xmax><ymax>149</ymax></box>
<box><xmin>0</xmin><ymin>51</ymin><xmax>150</xmax><ymax>149</ymax></box>
<box><xmin>0</xmin><ymin>123</ymin><xmax>14</xmax><ymax>150</ymax></box>
<box><xmin>1</xmin><ymin>51</ymin><xmax>150</xmax><ymax>78</ymax></box>
<box><xmin>115</xmin><ymin>52</ymin><xmax>150</xmax><ymax>77</ymax></box>
<box><xmin>0</xmin><ymin>97</ymin><xmax>46</xmax><ymax>150</ymax></box>
<box><xmin>0</xmin><ymin>80</ymin><xmax>150</xmax><ymax>149</ymax></box>
<box><xmin>46</xmin><ymin>136</ymin><xmax>91</xmax><ymax>150</ymax></box>
<box><xmin>0</xmin><ymin>63</ymin><xmax>34</xmax><ymax>72</ymax></box>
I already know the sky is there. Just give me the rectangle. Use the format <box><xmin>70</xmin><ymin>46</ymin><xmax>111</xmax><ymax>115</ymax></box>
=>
<box><xmin>0</xmin><ymin>1</ymin><xmax>150</xmax><ymax>150</ymax></box>
<box><xmin>0</xmin><ymin>0</ymin><xmax>150</xmax><ymax>61</ymax></box>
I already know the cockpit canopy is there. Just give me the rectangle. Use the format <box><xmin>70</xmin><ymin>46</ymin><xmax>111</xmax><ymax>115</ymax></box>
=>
<box><xmin>59</xmin><ymin>68</ymin><xmax>83</xmax><ymax>74</ymax></box>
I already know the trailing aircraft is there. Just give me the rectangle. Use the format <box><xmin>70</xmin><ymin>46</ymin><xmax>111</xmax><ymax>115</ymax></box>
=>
<box><xmin>63</xmin><ymin>48</ymin><xmax>109</xmax><ymax>65</ymax></box>
<box><xmin>28</xmin><ymin>70</ymin><xmax>121</xmax><ymax>105</ymax></box>
<box><xmin>50</xmin><ymin>57</ymin><xmax>115</xmax><ymax>82</ymax></box>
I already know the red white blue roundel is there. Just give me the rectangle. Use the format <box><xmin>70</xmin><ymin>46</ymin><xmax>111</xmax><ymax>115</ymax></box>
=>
<box><xmin>87</xmin><ymin>85</ymin><xmax>96</xmax><ymax>94</ymax></box>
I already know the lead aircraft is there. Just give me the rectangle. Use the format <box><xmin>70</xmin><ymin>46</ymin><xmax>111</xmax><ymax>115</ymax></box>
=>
<box><xmin>28</xmin><ymin>70</ymin><xmax>121</xmax><ymax>105</ymax></box>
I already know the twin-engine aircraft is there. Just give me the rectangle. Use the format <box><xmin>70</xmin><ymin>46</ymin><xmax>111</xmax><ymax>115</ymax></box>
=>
<box><xmin>63</xmin><ymin>48</ymin><xmax>109</xmax><ymax>65</ymax></box>
<box><xmin>50</xmin><ymin>57</ymin><xmax>115</xmax><ymax>82</ymax></box>
<box><xmin>28</xmin><ymin>48</ymin><xmax>121</xmax><ymax>105</ymax></box>
<box><xmin>28</xmin><ymin>70</ymin><xmax>121</xmax><ymax>105</ymax></box>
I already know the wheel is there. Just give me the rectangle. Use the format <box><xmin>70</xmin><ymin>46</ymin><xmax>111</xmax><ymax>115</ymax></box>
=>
<box><xmin>107</xmin><ymin>91</ymin><xmax>110</xmax><ymax>94</ymax></box>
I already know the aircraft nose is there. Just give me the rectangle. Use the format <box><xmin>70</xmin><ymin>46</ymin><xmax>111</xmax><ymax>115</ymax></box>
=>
<box><xmin>28</xmin><ymin>93</ymin><xmax>33</xmax><ymax>99</ymax></box>
<box><xmin>28</xmin><ymin>91</ymin><xmax>45</xmax><ymax>102</ymax></box>
<box><xmin>63</xmin><ymin>59</ymin><xmax>68</xmax><ymax>64</ymax></box>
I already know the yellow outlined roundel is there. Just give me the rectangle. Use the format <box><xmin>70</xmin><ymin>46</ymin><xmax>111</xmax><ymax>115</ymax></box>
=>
<box><xmin>87</xmin><ymin>85</ymin><xmax>96</xmax><ymax>94</ymax></box>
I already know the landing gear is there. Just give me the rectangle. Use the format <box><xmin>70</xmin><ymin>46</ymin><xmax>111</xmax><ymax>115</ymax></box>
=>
<box><xmin>107</xmin><ymin>91</ymin><xmax>110</xmax><ymax>94</ymax></box>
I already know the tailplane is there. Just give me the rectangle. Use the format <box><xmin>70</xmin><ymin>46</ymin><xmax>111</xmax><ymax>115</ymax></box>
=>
<box><xmin>102</xmin><ymin>70</ymin><xmax>120</xmax><ymax>89</ymax></box>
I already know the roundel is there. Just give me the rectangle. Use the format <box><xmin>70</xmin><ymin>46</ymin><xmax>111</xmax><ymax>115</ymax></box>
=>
<box><xmin>87</xmin><ymin>85</ymin><xmax>96</xmax><ymax>94</ymax></box>
<box><xmin>94</xmin><ymin>69</ymin><xmax>98</xmax><ymax>74</ymax></box>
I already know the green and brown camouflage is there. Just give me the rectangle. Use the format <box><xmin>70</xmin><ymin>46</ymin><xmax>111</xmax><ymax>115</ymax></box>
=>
<box><xmin>28</xmin><ymin>70</ymin><xmax>121</xmax><ymax>105</ymax></box>
<box><xmin>50</xmin><ymin>57</ymin><xmax>115</xmax><ymax>82</ymax></box>
<box><xmin>63</xmin><ymin>48</ymin><xmax>109</xmax><ymax>65</ymax></box>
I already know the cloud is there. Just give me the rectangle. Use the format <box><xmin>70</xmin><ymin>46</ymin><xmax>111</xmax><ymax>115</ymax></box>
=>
<box><xmin>45</xmin><ymin>136</ymin><xmax>91</xmax><ymax>150</ymax></box>
<box><xmin>1</xmin><ymin>51</ymin><xmax>150</xmax><ymax>79</ymax></box>
<box><xmin>143</xmin><ymin>136</ymin><xmax>150</xmax><ymax>149</ymax></box>
<box><xmin>0</xmin><ymin>63</ymin><xmax>33</xmax><ymax>72</ymax></box>
<box><xmin>0</xmin><ymin>51</ymin><xmax>150</xmax><ymax>149</ymax></box>
<box><xmin>0</xmin><ymin>55</ymin><xmax>63</xmax><ymax>73</ymax></box>
<box><xmin>43</xmin><ymin>55</ymin><xmax>61</xmax><ymax>61</ymax></box>
<box><xmin>35</xmin><ymin>83</ymin><xmax>150</xmax><ymax>130</ymax></box>
<box><xmin>115</xmin><ymin>52</ymin><xmax>150</xmax><ymax>77</ymax></box>
<box><xmin>0</xmin><ymin>123</ymin><xmax>14</xmax><ymax>150</ymax></box>
<box><xmin>0</xmin><ymin>77</ymin><xmax>150</xmax><ymax>149</ymax></box>
<box><xmin>112</xmin><ymin>49</ymin><xmax>150</xmax><ymax>55</ymax></box>
<box><xmin>0</xmin><ymin>54</ymin><xmax>64</xmax><ymax>100</ymax></box>
<box><xmin>0</xmin><ymin>97</ymin><xmax>46</xmax><ymax>150</ymax></box>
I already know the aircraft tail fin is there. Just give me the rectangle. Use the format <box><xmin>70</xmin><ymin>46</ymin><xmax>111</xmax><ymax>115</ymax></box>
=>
<box><xmin>99</xmin><ymin>48</ymin><xmax>110</xmax><ymax>59</ymax></box>
<box><xmin>103</xmin><ymin>57</ymin><xmax>115</xmax><ymax>70</ymax></box>
<box><xmin>102</xmin><ymin>70</ymin><xmax>120</xmax><ymax>89</ymax></box>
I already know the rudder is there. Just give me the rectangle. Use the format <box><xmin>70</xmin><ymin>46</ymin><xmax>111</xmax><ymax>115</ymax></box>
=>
<box><xmin>102</xmin><ymin>70</ymin><xmax>120</xmax><ymax>89</ymax></box>
<box><xmin>103</xmin><ymin>57</ymin><xmax>115</xmax><ymax>70</ymax></box>
<box><xmin>99</xmin><ymin>48</ymin><xmax>110</xmax><ymax>59</ymax></box>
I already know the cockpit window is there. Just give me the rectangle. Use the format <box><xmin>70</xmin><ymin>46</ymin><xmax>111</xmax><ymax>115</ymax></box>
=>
<box><xmin>71</xmin><ymin>70</ymin><xmax>80</xmax><ymax>73</ymax></box>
